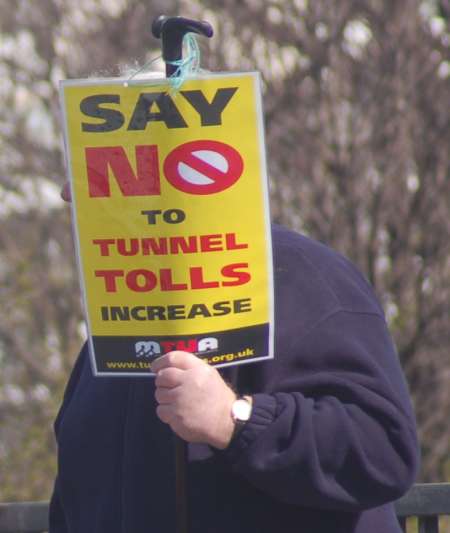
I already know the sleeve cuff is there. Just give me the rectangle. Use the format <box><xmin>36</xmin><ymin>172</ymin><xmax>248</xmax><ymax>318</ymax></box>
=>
<box><xmin>222</xmin><ymin>393</ymin><xmax>278</xmax><ymax>463</ymax></box>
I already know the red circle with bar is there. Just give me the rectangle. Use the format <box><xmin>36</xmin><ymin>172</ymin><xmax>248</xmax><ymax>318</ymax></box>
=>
<box><xmin>164</xmin><ymin>140</ymin><xmax>244</xmax><ymax>195</ymax></box>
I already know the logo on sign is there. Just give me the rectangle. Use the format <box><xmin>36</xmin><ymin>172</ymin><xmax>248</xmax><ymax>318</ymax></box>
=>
<box><xmin>164</xmin><ymin>140</ymin><xmax>244</xmax><ymax>195</ymax></box>
<box><xmin>135</xmin><ymin>341</ymin><xmax>161</xmax><ymax>358</ymax></box>
<box><xmin>197</xmin><ymin>337</ymin><xmax>218</xmax><ymax>352</ymax></box>
<box><xmin>134</xmin><ymin>337</ymin><xmax>219</xmax><ymax>358</ymax></box>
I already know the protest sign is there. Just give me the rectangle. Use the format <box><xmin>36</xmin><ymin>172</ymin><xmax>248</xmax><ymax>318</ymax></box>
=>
<box><xmin>60</xmin><ymin>71</ymin><xmax>273</xmax><ymax>376</ymax></box>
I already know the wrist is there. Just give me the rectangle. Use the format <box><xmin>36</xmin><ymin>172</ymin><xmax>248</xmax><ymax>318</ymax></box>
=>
<box><xmin>210</xmin><ymin>394</ymin><xmax>254</xmax><ymax>450</ymax></box>
<box><xmin>209</xmin><ymin>388</ymin><xmax>237</xmax><ymax>450</ymax></box>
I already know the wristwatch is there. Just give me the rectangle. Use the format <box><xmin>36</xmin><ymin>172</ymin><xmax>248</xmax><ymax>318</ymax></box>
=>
<box><xmin>231</xmin><ymin>395</ymin><xmax>253</xmax><ymax>435</ymax></box>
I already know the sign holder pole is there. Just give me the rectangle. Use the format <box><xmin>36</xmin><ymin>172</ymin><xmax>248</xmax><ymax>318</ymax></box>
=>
<box><xmin>151</xmin><ymin>16</ymin><xmax>214</xmax><ymax>533</ymax></box>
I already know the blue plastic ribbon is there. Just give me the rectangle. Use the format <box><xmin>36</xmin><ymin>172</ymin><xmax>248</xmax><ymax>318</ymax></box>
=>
<box><xmin>166</xmin><ymin>33</ymin><xmax>201</xmax><ymax>90</ymax></box>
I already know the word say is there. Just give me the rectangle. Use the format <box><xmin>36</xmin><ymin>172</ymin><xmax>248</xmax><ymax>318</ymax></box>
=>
<box><xmin>80</xmin><ymin>88</ymin><xmax>238</xmax><ymax>131</ymax></box>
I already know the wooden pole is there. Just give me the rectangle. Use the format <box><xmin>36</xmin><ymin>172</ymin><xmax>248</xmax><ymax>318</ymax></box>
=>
<box><xmin>151</xmin><ymin>17</ymin><xmax>214</xmax><ymax>533</ymax></box>
<box><xmin>175</xmin><ymin>435</ymin><xmax>188</xmax><ymax>533</ymax></box>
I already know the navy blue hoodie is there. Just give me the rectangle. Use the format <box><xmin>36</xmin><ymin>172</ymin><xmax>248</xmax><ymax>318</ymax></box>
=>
<box><xmin>49</xmin><ymin>224</ymin><xmax>419</xmax><ymax>533</ymax></box>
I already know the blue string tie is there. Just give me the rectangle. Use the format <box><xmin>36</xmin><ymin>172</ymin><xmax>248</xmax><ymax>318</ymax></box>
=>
<box><xmin>123</xmin><ymin>33</ymin><xmax>201</xmax><ymax>92</ymax></box>
<box><xmin>166</xmin><ymin>33</ymin><xmax>201</xmax><ymax>90</ymax></box>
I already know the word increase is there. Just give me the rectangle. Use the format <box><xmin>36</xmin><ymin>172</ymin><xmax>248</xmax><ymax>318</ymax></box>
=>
<box><xmin>100</xmin><ymin>298</ymin><xmax>252</xmax><ymax>322</ymax></box>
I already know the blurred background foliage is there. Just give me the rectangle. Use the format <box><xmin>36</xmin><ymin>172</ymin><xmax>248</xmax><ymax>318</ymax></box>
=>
<box><xmin>0</xmin><ymin>0</ymin><xmax>449</xmax><ymax>501</ymax></box>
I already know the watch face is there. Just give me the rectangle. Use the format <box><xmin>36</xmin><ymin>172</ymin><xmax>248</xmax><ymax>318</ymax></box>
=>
<box><xmin>232</xmin><ymin>398</ymin><xmax>252</xmax><ymax>422</ymax></box>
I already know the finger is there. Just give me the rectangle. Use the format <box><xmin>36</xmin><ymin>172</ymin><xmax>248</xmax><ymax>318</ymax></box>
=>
<box><xmin>154</xmin><ymin>386</ymin><xmax>179</xmax><ymax>405</ymax></box>
<box><xmin>151</xmin><ymin>351</ymin><xmax>203</xmax><ymax>373</ymax></box>
<box><xmin>155</xmin><ymin>367</ymin><xmax>184</xmax><ymax>388</ymax></box>
<box><xmin>61</xmin><ymin>182</ymin><xmax>72</xmax><ymax>202</ymax></box>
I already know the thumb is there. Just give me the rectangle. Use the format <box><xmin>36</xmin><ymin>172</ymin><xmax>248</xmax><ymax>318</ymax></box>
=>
<box><xmin>151</xmin><ymin>351</ymin><xmax>204</xmax><ymax>373</ymax></box>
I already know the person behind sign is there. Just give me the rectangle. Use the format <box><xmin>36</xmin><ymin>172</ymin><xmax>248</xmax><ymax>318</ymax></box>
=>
<box><xmin>51</xmin><ymin>183</ymin><xmax>419</xmax><ymax>533</ymax></box>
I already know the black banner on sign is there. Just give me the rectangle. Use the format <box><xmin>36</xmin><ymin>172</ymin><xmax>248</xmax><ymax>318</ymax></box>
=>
<box><xmin>90</xmin><ymin>323</ymin><xmax>270</xmax><ymax>375</ymax></box>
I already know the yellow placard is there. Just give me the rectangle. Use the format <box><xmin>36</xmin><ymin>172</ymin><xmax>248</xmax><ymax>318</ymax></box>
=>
<box><xmin>60</xmin><ymin>72</ymin><xmax>273</xmax><ymax>376</ymax></box>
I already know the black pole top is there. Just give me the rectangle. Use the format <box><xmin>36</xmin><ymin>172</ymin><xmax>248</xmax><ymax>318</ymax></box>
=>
<box><xmin>152</xmin><ymin>16</ymin><xmax>213</xmax><ymax>77</ymax></box>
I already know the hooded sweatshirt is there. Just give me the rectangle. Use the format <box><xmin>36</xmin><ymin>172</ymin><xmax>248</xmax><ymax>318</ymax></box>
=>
<box><xmin>49</xmin><ymin>223</ymin><xmax>419</xmax><ymax>533</ymax></box>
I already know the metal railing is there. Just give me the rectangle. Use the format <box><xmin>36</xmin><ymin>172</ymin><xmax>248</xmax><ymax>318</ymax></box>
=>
<box><xmin>0</xmin><ymin>501</ymin><xmax>47</xmax><ymax>533</ymax></box>
<box><xmin>0</xmin><ymin>483</ymin><xmax>449</xmax><ymax>533</ymax></box>
<box><xmin>395</xmin><ymin>483</ymin><xmax>450</xmax><ymax>533</ymax></box>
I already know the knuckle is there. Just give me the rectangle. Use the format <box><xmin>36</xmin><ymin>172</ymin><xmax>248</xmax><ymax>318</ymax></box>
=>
<box><xmin>198</xmin><ymin>365</ymin><xmax>214</xmax><ymax>384</ymax></box>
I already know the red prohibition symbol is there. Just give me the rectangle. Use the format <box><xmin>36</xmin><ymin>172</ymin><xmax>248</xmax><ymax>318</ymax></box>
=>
<box><xmin>163</xmin><ymin>140</ymin><xmax>244</xmax><ymax>195</ymax></box>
